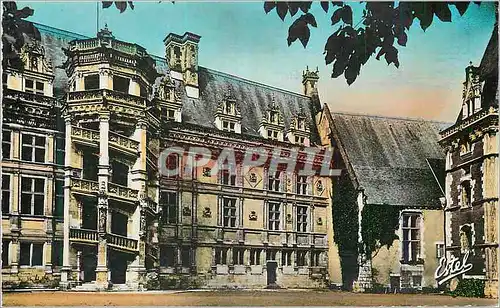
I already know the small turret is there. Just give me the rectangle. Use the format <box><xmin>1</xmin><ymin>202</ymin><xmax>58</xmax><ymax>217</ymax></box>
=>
<box><xmin>302</xmin><ymin>66</ymin><xmax>319</xmax><ymax>97</ymax></box>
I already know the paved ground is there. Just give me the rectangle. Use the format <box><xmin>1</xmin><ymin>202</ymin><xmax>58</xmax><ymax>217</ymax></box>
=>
<box><xmin>2</xmin><ymin>290</ymin><xmax>498</xmax><ymax>306</ymax></box>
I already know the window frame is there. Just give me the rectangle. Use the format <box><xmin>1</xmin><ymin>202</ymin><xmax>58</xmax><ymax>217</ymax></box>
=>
<box><xmin>21</xmin><ymin>133</ymin><xmax>46</xmax><ymax>163</ymax></box>
<box><xmin>249</xmin><ymin>248</ymin><xmax>261</xmax><ymax>265</ymax></box>
<box><xmin>20</xmin><ymin>176</ymin><xmax>45</xmax><ymax>216</ymax></box>
<box><xmin>215</xmin><ymin>247</ymin><xmax>228</xmax><ymax>265</ymax></box>
<box><xmin>268</xmin><ymin>202</ymin><xmax>281</xmax><ymax>231</ymax></box>
<box><xmin>160</xmin><ymin>191</ymin><xmax>178</xmax><ymax>224</ymax></box>
<box><xmin>296</xmin><ymin>175</ymin><xmax>308</xmax><ymax>195</ymax></box>
<box><xmin>296</xmin><ymin>250</ymin><xmax>307</xmax><ymax>266</ymax></box>
<box><xmin>222</xmin><ymin>197</ymin><xmax>237</xmax><ymax>227</ymax></box>
<box><xmin>19</xmin><ymin>242</ymin><xmax>44</xmax><ymax>267</ymax></box>
<box><xmin>296</xmin><ymin>205</ymin><xmax>308</xmax><ymax>232</ymax></box>
<box><xmin>84</xmin><ymin>74</ymin><xmax>100</xmax><ymax>90</ymax></box>
<box><xmin>24</xmin><ymin>78</ymin><xmax>44</xmax><ymax>95</ymax></box>
<box><xmin>113</xmin><ymin>75</ymin><xmax>130</xmax><ymax>94</ymax></box>
<box><xmin>2</xmin><ymin>174</ymin><xmax>11</xmax><ymax>214</ymax></box>
<box><xmin>401</xmin><ymin>213</ymin><xmax>421</xmax><ymax>263</ymax></box>
<box><xmin>268</xmin><ymin>170</ymin><xmax>281</xmax><ymax>192</ymax></box>
<box><xmin>2</xmin><ymin>240</ymin><xmax>9</xmax><ymax>268</ymax></box>
<box><xmin>232</xmin><ymin>248</ymin><xmax>245</xmax><ymax>265</ymax></box>
<box><xmin>2</xmin><ymin>129</ymin><xmax>11</xmax><ymax>159</ymax></box>
<box><xmin>160</xmin><ymin>245</ymin><xmax>177</xmax><ymax>267</ymax></box>
<box><xmin>281</xmin><ymin>250</ymin><xmax>292</xmax><ymax>266</ymax></box>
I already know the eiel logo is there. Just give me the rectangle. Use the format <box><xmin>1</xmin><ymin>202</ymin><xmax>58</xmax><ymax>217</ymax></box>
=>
<box><xmin>434</xmin><ymin>251</ymin><xmax>473</xmax><ymax>285</ymax></box>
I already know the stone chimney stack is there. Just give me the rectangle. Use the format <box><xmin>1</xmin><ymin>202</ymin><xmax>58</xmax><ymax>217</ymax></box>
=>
<box><xmin>302</xmin><ymin>66</ymin><xmax>319</xmax><ymax>97</ymax></box>
<box><xmin>164</xmin><ymin>32</ymin><xmax>201</xmax><ymax>98</ymax></box>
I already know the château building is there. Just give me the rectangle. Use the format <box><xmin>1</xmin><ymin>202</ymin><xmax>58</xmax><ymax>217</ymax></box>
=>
<box><xmin>1</xmin><ymin>22</ymin><xmax>342</xmax><ymax>290</ymax></box>
<box><xmin>439</xmin><ymin>24</ymin><xmax>498</xmax><ymax>299</ymax></box>
<box><xmin>316</xmin><ymin>105</ymin><xmax>448</xmax><ymax>291</ymax></box>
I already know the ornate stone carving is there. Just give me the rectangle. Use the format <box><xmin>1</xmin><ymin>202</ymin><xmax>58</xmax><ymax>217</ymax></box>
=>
<box><xmin>202</xmin><ymin>207</ymin><xmax>211</xmax><ymax>218</ymax></box>
<box><xmin>249</xmin><ymin>211</ymin><xmax>257</xmax><ymax>221</ymax></box>
<box><xmin>182</xmin><ymin>207</ymin><xmax>192</xmax><ymax>217</ymax></box>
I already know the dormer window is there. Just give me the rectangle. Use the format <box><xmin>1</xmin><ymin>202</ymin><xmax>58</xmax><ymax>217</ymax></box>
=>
<box><xmin>267</xmin><ymin>129</ymin><xmax>279</xmax><ymax>141</ymax></box>
<box><xmin>295</xmin><ymin>136</ymin><xmax>305</xmax><ymax>145</ymax></box>
<box><xmin>222</xmin><ymin>121</ymin><xmax>236</xmax><ymax>132</ymax></box>
<box><xmin>297</xmin><ymin>118</ymin><xmax>305</xmax><ymax>130</ymax></box>
<box><xmin>166</xmin><ymin>109</ymin><xmax>176</xmax><ymax>121</ymax></box>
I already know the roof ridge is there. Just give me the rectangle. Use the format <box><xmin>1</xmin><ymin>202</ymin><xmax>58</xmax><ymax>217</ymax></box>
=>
<box><xmin>32</xmin><ymin>21</ymin><xmax>90</xmax><ymax>40</ymax></box>
<box><xmin>330</xmin><ymin>110</ymin><xmax>452</xmax><ymax>125</ymax></box>
<box><xmin>199</xmin><ymin>66</ymin><xmax>309</xmax><ymax>100</ymax></box>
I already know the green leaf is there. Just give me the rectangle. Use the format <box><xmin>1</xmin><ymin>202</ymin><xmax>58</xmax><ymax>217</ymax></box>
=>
<box><xmin>115</xmin><ymin>1</ymin><xmax>127</xmax><ymax>13</ymax></box>
<box><xmin>332</xmin><ymin>56</ymin><xmax>348</xmax><ymax>78</ymax></box>
<box><xmin>14</xmin><ymin>7</ymin><xmax>34</xmax><ymax>19</ymax></box>
<box><xmin>276</xmin><ymin>2</ymin><xmax>288</xmax><ymax>20</ymax></box>
<box><xmin>384</xmin><ymin>45</ymin><xmax>399</xmax><ymax>68</ymax></box>
<box><xmin>331</xmin><ymin>8</ymin><xmax>343</xmax><ymax>25</ymax></box>
<box><xmin>397</xmin><ymin>31</ymin><xmax>407</xmax><ymax>46</ymax></box>
<box><xmin>102</xmin><ymin>1</ymin><xmax>113</xmax><ymax>9</ymax></box>
<box><xmin>341</xmin><ymin>5</ymin><xmax>353</xmax><ymax>25</ymax></box>
<box><xmin>320</xmin><ymin>1</ymin><xmax>329</xmax><ymax>13</ymax></box>
<box><xmin>453</xmin><ymin>2</ymin><xmax>469</xmax><ymax>16</ymax></box>
<box><xmin>345</xmin><ymin>58</ymin><xmax>360</xmax><ymax>85</ymax></box>
<box><xmin>264</xmin><ymin>2</ymin><xmax>275</xmax><ymax>14</ymax></box>
<box><xmin>128</xmin><ymin>1</ymin><xmax>134</xmax><ymax>9</ymax></box>
<box><xmin>299</xmin><ymin>2</ymin><xmax>312</xmax><ymax>13</ymax></box>
<box><xmin>288</xmin><ymin>19</ymin><xmax>309</xmax><ymax>47</ymax></box>
<box><xmin>433</xmin><ymin>3</ymin><xmax>452</xmax><ymax>22</ymax></box>
<box><xmin>303</xmin><ymin>13</ymin><xmax>317</xmax><ymax>27</ymax></box>
<box><xmin>288</xmin><ymin>3</ymin><xmax>299</xmax><ymax>17</ymax></box>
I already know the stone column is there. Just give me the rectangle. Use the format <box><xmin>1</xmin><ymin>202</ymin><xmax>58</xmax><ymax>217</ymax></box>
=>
<box><xmin>127</xmin><ymin>120</ymin><xmax>147</xmax><ymax>288</ymax></box>
<box><xmin>10</xmin><ymin>238</ymin><xmax>19</xmax><ymax>274</ymax></box>
<box><xmin>60</xmin><ymin>116</ymin><xmax>72</xmax><ymax>287</ymax></box>
<box><xmin>96</xmin><ymin>112</ymin><xmax>110</xmax><ymax>289</ymax></box>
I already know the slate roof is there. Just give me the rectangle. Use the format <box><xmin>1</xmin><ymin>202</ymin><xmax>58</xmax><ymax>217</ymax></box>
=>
<box><xmin>327</xmin><ymin>108</ymin><xmax>448</xmax><ymax>208</ymax></box>
<box><xmin>32</xmin><ymin>22</ymin><xmax>317</xmax><ymax>141</ymax></box>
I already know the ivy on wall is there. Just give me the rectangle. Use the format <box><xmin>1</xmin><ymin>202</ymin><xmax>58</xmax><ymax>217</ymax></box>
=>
<box><xmin>361</xmin><ymin>203</ymin><xmax>400</xmax><ymax>258</ymax></box>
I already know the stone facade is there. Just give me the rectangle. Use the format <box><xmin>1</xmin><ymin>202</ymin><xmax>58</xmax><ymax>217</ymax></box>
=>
<box><xmin>2</xmin><ymin>23</ymin><xmax>342</xmax><ymax>290</ymax></box>
<box><xmin>439</xmin><ymin>61</ymin><xmax>499</xmax><ymax>298</ymax></box>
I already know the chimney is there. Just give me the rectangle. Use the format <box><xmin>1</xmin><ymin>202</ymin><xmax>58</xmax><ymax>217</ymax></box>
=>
<box><xmin>302</xmin><ymin>66</ymin><xmax>319</xmax><ymax>97</ymax></box>
<box><xmin>164</xmin><ymin>32</ymin><xmax>201</xmax><ymax>98</ymax></box>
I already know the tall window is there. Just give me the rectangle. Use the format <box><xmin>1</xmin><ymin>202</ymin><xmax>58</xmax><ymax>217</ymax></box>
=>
<box><xmin>460</xmin><ymin>181</ymin><xmax>471</xmax><ymax>208</ymax></box>
<box><xmin>268</xmin><ymin>202</ymin><xmax>280</xmax><ymax>231</ymax></box>
<box><xmin>233</xmin><ymin>248</ymin><xmax>245</xmax><ymax>265</ymax></box>
<box><xmin>160</xmin><ymin>192</ymin><xmax>177</xmax><ymax>224</ymax></box>
<box><xmin>2</xmin><ymin>240</ymin><xmax>9</xmax><ymax>268</ymax></box>
<box><xmin>54</xmin><ymin>180</ymin><xmax>64</xmax><ymax>218</ymax></box>
<box><xmin>215</xmin><ymin>248</ymin><xmax>228</xmax><ymax>265</ymax></box>
<box><xmin>296</xmin><ymin>175</ymin><xmax>308</xmax><ymax>195</ymax></box>
<box><xmin>2</xmin><ymin>175</ymin><xmax>10</xmax><ymax>214</ymax></box>
<box><xmin>84</xmin><ymin>75</ymin><xmax>99</xmax><ymax>90</ymax></box>
<box><xmin>224</xmin><ymin>101</ymin><xmax>235</xmax><ymax>115</ymax></box>
<box><xmin>460</xmin><ymin>225</ymin><xmax>474</xmax><ymax>254</ymax></box>
<box><xmin>436</xmin><ymin>243</ymin><xmax>445</xmax><ymax>259</ymax></box>
<box><xmin>268</xmin><ymin>171</ymin><xmax>281</xmax><ymax>192</ymax></box>
<box><xmin>25</xmin><ymin>79</ymin><xmax>44</xmax><ymax>95</ymax></box>
<box><xmin>164</xmin><ymin>153</ymin><xmax>179</xmax><ymax>178</ymax></box>
<box><xmin>21</xmin><ymin>177</ymin><xmax>45</xmax><ymax>215</ymax></box>
<box><xmin>113</xmin><ymin>76</ymin><xmax>130</xmax><ymax>93</ymax></box>
<box><xmin>296</xmin><ymin>251</ymin><xmax>307</xmax><ymax>266</ymax></box>
<box><xmin>250</xmin><ymin>249</ymin><xmax>261</xmax><ymax>265</ymax></box>
<box><xmin>402</xmin><ymin>214</ymin><xmax>421</xmax><ymax>263</ymax></box>
<box><xmin>266</xmin><ymin>249</ymin><xmax>277</xmax><ymax>261</ymax></box>
<box><xmin>55</xmin><ymin>137</ymin><xmax>65</xmax><ymax>165</ymax></box>
<box><xmin>221</xmin><ymin>168</ymin><xmax>236</xmax><ymax>186</ymax></box>
<box><xmin>281</xmin><ymin>250</ymin><xmax>292</xmax><ymax>266</ymax></box>
<box><xmin>160</xmin><ymin>246</ymin><xmax>176</xmax><ymax>267</ymax></box>
<box><xmin>111</xmin><ymin>161</ymin><xmax>129</xmax><ymax>186</ymax></box>
<box><xmin>297</xmin><ymin>206</ymin><xmax>308</xmax><ymax>232</ymax></box>
<box><xmin>310</xmin><ymin>251</ymin><xmax>321</xmax><ymax>266</ymax></box>
<box><xmin>19</xmin><ymin>242</ymin><xmax>43</xmax><ymax>266</ymax></box>
<box><xmin>181</xmin><ymin>247</ymin><xmax>191</xmax><ymax>267</ymax></box>
<box><xmin>222</xmin><ymin>121</ymin><xmax>236</xmax><ymax>132</ymax></box>
<box><xmin>165</xmin><ymin>109</ymin><xmax>176</xmax><ymax>121</ymax></box>
<box><xmin>269</xmin><ymin>110</ymin><xmax>278</xmax><ymax>124</ymax></box>
<box><xmin>82</xmin><ymin>153</ymin><xmax>98</xmax><ymax>181</ymax></box>
<box><xmin>52</xmin><ymin>241</ymin><xmax>63</xmax><ymax>267</ymax></box>
<box><xmin>222</xmin><ymin>198</ymin><xmax>237</xmax><ymax>227</ymax></box>
<box><xmin>21</xmin><ymin>134</ymin><xmax>45</xmax><ymax>162</ymax></box>
<box><xmin>295</xmin><ymin>136</ymin><xmax>305</xmax><ymax>145</ymax></box>
<box><xmin>2</xmin><ymin>130</ymin><xmax>11</xmax><ymax>159</ymax></box>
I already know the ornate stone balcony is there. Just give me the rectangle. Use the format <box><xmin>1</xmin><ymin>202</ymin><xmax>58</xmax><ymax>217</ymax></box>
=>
<box><xmin>146</xmin><ymin>148</ymin><xmax>159</xmax><ymax>168</ymax></box>
<box><xmin>144</xmin><ymin>198</ymin><xmax>159</xmax><ymax>214</ymax></box>
<box><xmin>108</xmin><ymin>182</ymin><xmax>139</xmax><ymax>202</ymax></box>
<box><xmin>69</xmin><ymin>228</ymin><xmax>98</xmax><ymax>244</ymax></box>
<box><xmin>107</xmin><ymin>233</ymin><xmax>138</xmax><ymax>252</ymax></box>
<box><xmin>67</xmin><ymin>89</ymin><xmax>146</xmax><ymax>108</ymax></box>
<box><xmin>71</xmin><ymin>178</ymin><xmax>99</xmax><ymax>195</ymax></box>
<box><xmin>109</xmin><ymin>131</ymin><xmax>139</xmax><ymax>154</ymax></box>
<box><xmin>71</xmin><ymin>126</ymin><xmax>99</xmax><ymax>147</ymax></box>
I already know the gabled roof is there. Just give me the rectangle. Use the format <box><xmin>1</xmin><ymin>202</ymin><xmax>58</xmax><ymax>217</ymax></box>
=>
<box><xmin>33</xmin><ymin>22</ymin><xmax>317</xmax><ymax>141</ymax></box>
<box><xmin>326</xmin><ymin>106</ymin><xmax>447</xmax><ymax>208</ymax></box>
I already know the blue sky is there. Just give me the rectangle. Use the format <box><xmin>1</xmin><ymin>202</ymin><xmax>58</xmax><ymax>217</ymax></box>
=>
<box><xmin>23</xmin><ymin>1</ymin><xmax>496</xmax><ymax>121</ymax></box>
